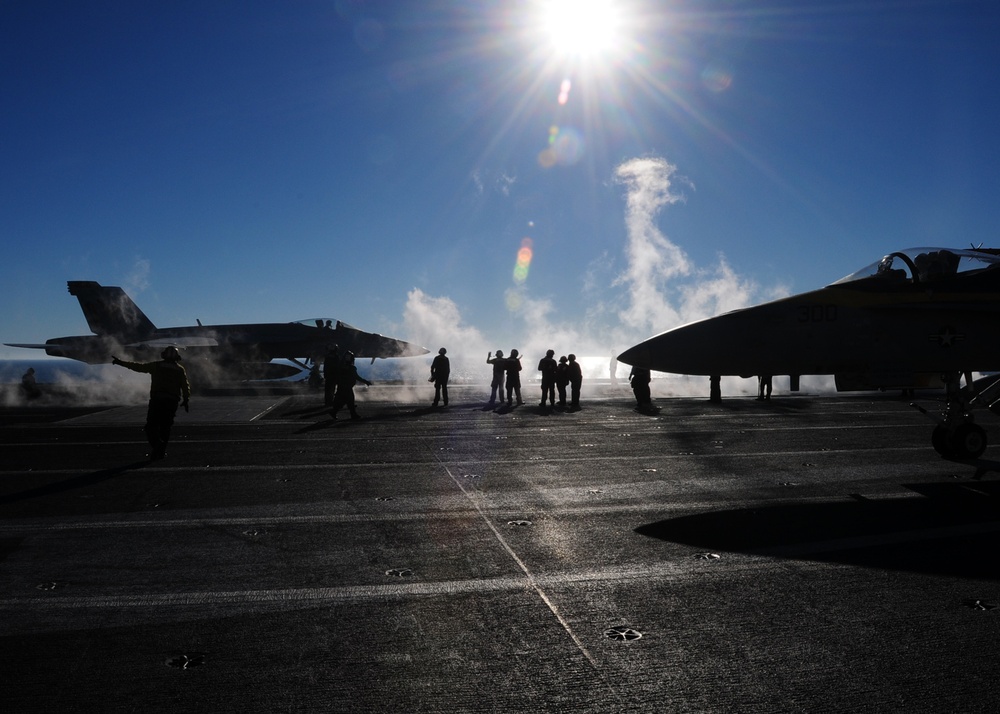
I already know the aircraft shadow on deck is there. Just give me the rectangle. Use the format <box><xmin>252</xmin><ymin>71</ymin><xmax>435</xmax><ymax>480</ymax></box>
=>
<box><xmin>292</xmin><ymin>403</ymin><xmax>473</xmax><ymax>432</ymax></box>
<box><xmin>275</xmin><ymin>404</ymin><xmax>332</xmax><ymax>419</ymax></box>
<box><xmin>695</xmin><ymin>397</ymin><xmax>820</xmax><ymax>414</ymax></box>
<box><xmin>0</xmin><ymin>460</ymin><xmax>150</xmax><ymax>506</ymax></box>
<box><xmin>636</xmin><ymin>480</ymin><xmax>1000</xmax><ymax>580</ymax></box>
<box><xmin>952</xmin><ymin>456</ymin><xmax>1000</xmax><ymax>480</ymax></box>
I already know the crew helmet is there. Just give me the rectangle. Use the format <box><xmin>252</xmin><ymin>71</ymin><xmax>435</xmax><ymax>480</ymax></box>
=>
<box><xmin>161</xmin><ymin>346</ymin><xmax>181</xmax><ymax>361</ymax></box>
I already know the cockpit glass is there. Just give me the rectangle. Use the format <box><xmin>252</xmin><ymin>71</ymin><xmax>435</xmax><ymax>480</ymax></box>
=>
<box><xmin>294</xmin><ymin>319</ymin><xmax>336</xmax><ymax>328</ymax></box>
<box><xmin>292</xmin><ymin>319</ymin><xmax>356</xmax><ymax>330</ymax></box>
<box><xmin>831</xmin><ymin>248</ymin><xmax>1000</xmax><ymax>285</ymax></box>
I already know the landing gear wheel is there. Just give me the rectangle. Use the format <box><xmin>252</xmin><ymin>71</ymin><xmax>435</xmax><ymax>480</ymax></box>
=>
<box><xmin>932</xmin><ymin>425</ymin><xmax>954</xmax><ymax>458</ymax></box>
<box><xmin>952</xmin><ymin>423</ymin><xmax>987</xmax><ymax>459</ymax></box>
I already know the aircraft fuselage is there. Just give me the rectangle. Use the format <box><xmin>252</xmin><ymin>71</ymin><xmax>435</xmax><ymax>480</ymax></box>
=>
<box><xmin>42</xmin><ymin>321</ymin><xmax>422</xmax><ymax>363</ymax></box>
<box><xmin>618</xmin><ymin>248</ymin><xmax>1000</xmax><ymax>390</ymax></box>
<box><xmin>7</xmin><ymin>281</ymin><xmax>428</xmax><ymax>383</ymax></box>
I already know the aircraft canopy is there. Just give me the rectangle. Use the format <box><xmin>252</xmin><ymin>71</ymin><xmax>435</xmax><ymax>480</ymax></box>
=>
<box><xmin>832</xmin><ymin>247</ymin><xmax>1000</xmax><ymax>286</ymax></box>
<box><xmin>293</xmin><ymin>319</ymin><xmax>355</xmax><ymax>329</ymax></box>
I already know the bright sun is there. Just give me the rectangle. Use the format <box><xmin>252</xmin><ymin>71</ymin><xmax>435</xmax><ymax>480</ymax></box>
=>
<box><xmin>539</xmin><ymin>0</ymin><xmax>623</xmax><ymax>60</ymax></box>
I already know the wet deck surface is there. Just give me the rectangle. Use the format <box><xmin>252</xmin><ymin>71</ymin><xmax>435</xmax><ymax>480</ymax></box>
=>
<box><xmin>2</xmin><ymin>386</ymin><xmax>999</xmax><ymax>712</ymax></box>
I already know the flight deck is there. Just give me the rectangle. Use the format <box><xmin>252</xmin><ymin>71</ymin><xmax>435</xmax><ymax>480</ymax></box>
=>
<box><xmin>2</xmin><ymin>386</ymin><xmax>999</xmax><ymax>712</ymax></box>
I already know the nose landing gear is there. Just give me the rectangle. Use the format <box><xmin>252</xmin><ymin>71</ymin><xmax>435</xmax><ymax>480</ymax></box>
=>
<box><xmin>915</xmin><ymin>371</ymin><xmax>991</xmax><ymax>460</ymax></box>
<box><xmin>931</xmin><ymin>421</ymin><xmax>987</xmax><ymax>459</ymax></box>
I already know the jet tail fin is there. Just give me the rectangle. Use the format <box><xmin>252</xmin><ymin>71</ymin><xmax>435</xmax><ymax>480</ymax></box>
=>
<box><xmin>67</xmin><ymin>281</ymin><xmax>156</xmax><ymax>339</ymax></box>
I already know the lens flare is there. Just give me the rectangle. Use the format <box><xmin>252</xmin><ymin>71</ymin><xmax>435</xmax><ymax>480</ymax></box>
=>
<box><xmin>513</xmin><ymin>238</ymin><xmax>534</xmax><ymax>284</ymax></box>
<box><xmin>701</xmin><ymin>62</ymin><xmax>733</xmax><ymax>93</ymax></box>
<box><xmin>538</xmin><ymin>125</ymin><xmax>584</xmax><ymax>168</ymax></box>
<box><xmin>558</xmin><ymin>78</ymin><xmax>572</xmax><ymax>105</ymax></box>
<box><xmin>505</xmin><ymin>289</ymin><xmax>524</xmax><ymax>312</ymax></box>
<box><xmin>553</xmin><ymin>126</ymin><xmax>583</xmax><ymax>164</ymax></box>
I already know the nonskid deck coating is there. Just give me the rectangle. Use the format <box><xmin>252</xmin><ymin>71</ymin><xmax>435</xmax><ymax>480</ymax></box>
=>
<box><xmin>1</xmin><ymin>391</ymin><xmax>998</xmax><ymax>712</ymax></box>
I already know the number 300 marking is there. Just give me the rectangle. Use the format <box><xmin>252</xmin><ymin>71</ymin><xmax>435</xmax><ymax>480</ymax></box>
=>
<box><xmin>797</xmin><ymin>305</ymin><xmax>837</xmax><ymax>322</ymax></box>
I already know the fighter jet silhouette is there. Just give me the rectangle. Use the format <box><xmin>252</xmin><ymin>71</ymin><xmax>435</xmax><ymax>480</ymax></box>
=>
<box><xmin>7</xmin><ymin>281</ymin><xmax>428</xmax><ymax>383</ymax></box>
<box><xmin>618</xmin><ymin>247</ymin><xmax>1000</xmax><ymax>459</ymax></box>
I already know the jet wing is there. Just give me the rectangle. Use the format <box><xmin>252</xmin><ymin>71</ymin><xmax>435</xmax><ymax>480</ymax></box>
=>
<box><xmin>126</xmin><ymin>337</ymin><xmax>220</xmax><ymax>348</ymax></box>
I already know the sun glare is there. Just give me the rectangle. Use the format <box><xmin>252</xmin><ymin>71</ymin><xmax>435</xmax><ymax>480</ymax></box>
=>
<box><xmin>540</xmin><ymin>0</ymin><xmax>622</xmax><ymax>60</ymax></box>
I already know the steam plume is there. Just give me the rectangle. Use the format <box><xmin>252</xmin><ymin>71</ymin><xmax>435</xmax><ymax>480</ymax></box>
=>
<box><xmin>399</xmin><ymin>154</ymin><xmax>790</xmax><ymax>396</ymax></box>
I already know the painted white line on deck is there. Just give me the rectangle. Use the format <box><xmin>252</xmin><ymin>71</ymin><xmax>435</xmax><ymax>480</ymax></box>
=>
<box><xmin>434</xmin><ymin>452</ymin><xmax>602</xmax><ymax>671</ymax></box>
<box><xmin>0</xmin><ymin>488</ymin><xmax>933</xmax><ymax>534</ymax></box>
<box><xmin>0</xmin><ymin>559</ymin><xmax>732</xmax><ymax>611</ymax></box>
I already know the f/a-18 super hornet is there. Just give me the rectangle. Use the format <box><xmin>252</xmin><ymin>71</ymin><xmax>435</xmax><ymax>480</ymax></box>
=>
<box><xmin>6</xmin><ymin>281</ymin><xmax>428</xmax><ymax>384</ymax></box>
<box><xmin>618</xmin><ymin>247</ymin><xmax>1000</xmax><ymax>459</ymax></box>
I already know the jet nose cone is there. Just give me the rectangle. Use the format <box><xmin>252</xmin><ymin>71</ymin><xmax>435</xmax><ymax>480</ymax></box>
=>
<box><xmin>618</xmin><ymin>324</ymin><xmax>707</xmax><ymax>374</ymax></box>
<box><xmin>616</xmin><ymin>343</ymin><xmax>649</xmax><ymax>368</ymax></box>
<box><xmin>395</xmin><ymin>339</ymin><xmax>429</xmax><ymax>357</ymax></box>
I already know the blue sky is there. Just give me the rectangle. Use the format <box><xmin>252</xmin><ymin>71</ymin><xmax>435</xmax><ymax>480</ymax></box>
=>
<box><xmin>3</xmin><ymin>0</ymin><xmax>1000</xmax><ymax>368</ymax></box>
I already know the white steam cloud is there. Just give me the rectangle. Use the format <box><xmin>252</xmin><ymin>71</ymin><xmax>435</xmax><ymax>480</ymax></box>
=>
<box><xmin>614</xmin><ymin>156</ymin><xmax>692</xmax><ymax>331</ymax></box>
<box><xmin>8</xmin><ymin>154</ymin><xmax>788</xmax><ymax>405</ymax></box>
<box><xmin>399</xmin><ymin>154</ymin><xmax>786</xmax><ymax>396</ymax></box>
<box><xmin>125</xmin><ymin>257</ymin><xmax>152</xmax><ymax>295</ymax></box>
<box><xmin>1</xmin><ymin>363</ymin><xmax>149</xmax><ymax>408</ymax></box>
<box><xmin>613</xmin><ymin>156</ymin><xmax>767</xmax><ymax>334</ymax></box>
<box><xmin>403</xmin><ymin>289</ymin><xmax>491</xmax><ymax>358</ymax></box>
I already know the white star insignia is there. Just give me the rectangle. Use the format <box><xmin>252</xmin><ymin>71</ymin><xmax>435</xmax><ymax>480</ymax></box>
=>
<box><xmin>929</xmin><ymin>326</ymin><xmax>965</xmax><ymax>347</ymax></box>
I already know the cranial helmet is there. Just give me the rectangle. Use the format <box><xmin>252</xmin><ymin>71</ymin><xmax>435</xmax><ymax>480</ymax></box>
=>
<box><xmin>439</xmin><ymin>348</ymin><xmax>447</xmax><ymax>355</ymax></box>
<box><xmin>161</xmin><ymin>346</ymin><xmax>181</xmax><ymax>361</ymax></box>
